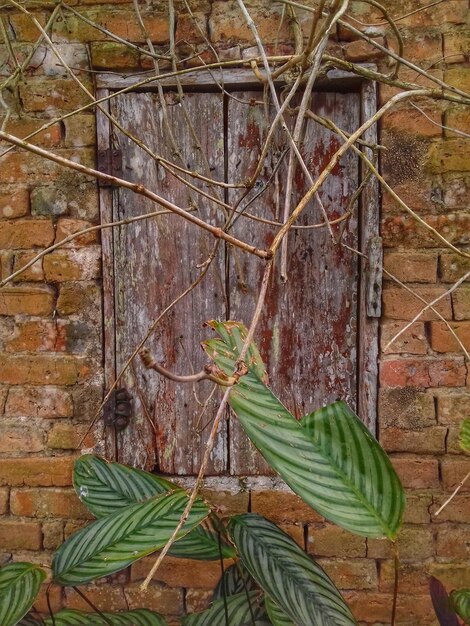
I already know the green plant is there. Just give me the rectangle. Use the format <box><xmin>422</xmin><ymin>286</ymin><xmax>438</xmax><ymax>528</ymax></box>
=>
<box><xmin>2</xmin><ymin>322</ymin><xmax>404</xmax><ymax>626</ymax></box>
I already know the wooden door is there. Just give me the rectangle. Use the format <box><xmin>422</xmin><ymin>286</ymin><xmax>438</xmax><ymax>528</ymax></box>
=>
<box><xmin>104</xmin><ymin>84</ymin><xmax>376</xmax><ymax>476</ymax></box>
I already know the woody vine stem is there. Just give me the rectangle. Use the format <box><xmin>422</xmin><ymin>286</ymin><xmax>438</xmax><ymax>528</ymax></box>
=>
<box><xmin>0</xmin><ymin>0</ymin><xmax>469</xmax><ymax>621</ymax></box>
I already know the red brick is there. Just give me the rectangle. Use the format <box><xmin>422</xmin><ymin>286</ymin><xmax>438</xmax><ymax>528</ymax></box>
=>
<box><xmin>308</xmin><ymin>525</ymin><xmax>366</xmax><ymax>558</ymax></box>
<box><xmin>344</xmin><ymin>37</ymin><xmax>385</xmax><ymax>62</ymax></box>
<box><xmin>453</xmin><ymin>286</ymin><xmax>470</xmax><ymax>320</ymax></box>
<box><xmin>43</xmin><ymin>247</ymin><xmax>101</xmax><ymax>281</ymax></box>
<box><xmin>0</xmin><ymin>219</ymin><xmax>54</xmax><ymax>249</ymax></box>
<box><xmin>0</xmin><ymin>456</ymin><xmax>75</xmax><ymax>487</ymax></box>
<box><xmin>10</xmin><ymin>488</ymin><xmax>91</xmax><ymax>519</ymax></box>
<box><xmin>441</xmin><ymin>458</ymin><xmax>470</xmax><ymax>492</ymax></box>
<box><xmin>4</xmin><ymin>320</ymin><xmax>63</xmax><ymax>352</ymax></box>
<box><xmin>431</xmin><ymin>494</ymin><xmax>470</xmax><ymax>523</ymax></box>
<box><xmin>34</xmin><ymin>584</ymin><xmax>63</xmax><ymax>614</ymax></box>
<box><xmin>379</xmin><ymin>68</ymin><xmax>444</xmax><ymax>105</ymax></box>
<box><xmin>393</xmin><ymin>30</ymin><xmax>443</xmax><ymax>65</ymax></box>
<box><xmin>0</xmin><ymin>354</ymin><xmax>93</xmax><ymax>385</ymax></box>
<box><xmin>0</xmin><ymin>520</ymin><xmax>42</xmax><ymax>550</ymax></box>
<box><xmin>0</xmin><ymin>149</ymin><xmax>94</xmax><ymax>184</ymax></box>
<box><xmin>381</xmin><ymin>321</ymin><xmax>428</xmax><ymax>355</ymax></box>
<box><xmin>12</xmin><ymin>251</ymin><xmax>44</xmax><ymax>282</ymax></box>
<box><xmin>316</xmin><ymin>558</ymin><xmax>378</xmax><ymax>590</ymax></box>
<box><xmin>382</xmin><ymin>286</ymin><xmax>452</xmax><ymax>321</ymax></box>
<box><xmin>55</xmin><ymin>218</ymin><xmax>98</xmax><ymax>247</ymax></box>
<box><xmin>64</xmin><ymin>586</ymin><xmax>127</xmax><ymax>611</ymax></box>
<box><xmin>0</xmin><ymin>426</ymin><xmax>44</xmax><ymax>453</ymax></box>
<box><xmin>0</xmin><ymin>189</ymin><xmax>30</xmax><ymax>219</ymax></box>
<box><xmin>403</xmin><ymin>491</ymin><xmax>433</xmax><ymax>524</ymax></box>
<box><xmin>379</xmin><ymin>387</ymin><xmax>435</xmax><ymax>429</ymax></box>
<box><xmin>176</xmin><ymin>12</ymin><xmax>208</xmax><ymax>44</ymax></box>
<box><xmin>382</xmin><ymin>213</ymin><xmax>470</xmax><ymax>248</ymax></box>
<box><xmin>430</xmin><ymin>321</ymin><xmax>470</xmax><ymax>352</ymax></box>
<box><xmin>342</xmin><ymin>591</ymin><xmax>394</xmax><ymax>623</ymax></box>
<box><xmin>379</xmin><ymin>426</ymin><xmax>446</xmax><ymax>454</ymax></box>
<box><xmin>5</xmin><ymin>386</ymin><xmax>73</xmax><ymax>419</ymax></box>
<box><xmin>381</xmin><ymin>107</ymin><xmax>442</xmax><ymax>138</ymax></box>
<box><xmin>251</xmin><ymin>489</ymin><xmax>323</xmax><ymax>524</ymax></box>
<box><xmin>391</xmin><ymin>456</ymin><xmax>439</xmax><ymax>489</ymax></box>
<box><xmin>384</xmin><ymin>251</ymin><xmax>438</xmax><ymax>283</ymax></box>
<box><xmin>436</xmin><ymin>525</ymin><xmax>470</xmax><ymax>559</ymax></box>
<box><xmin>2</xmin><ymin>116</ymin><xmax>62</xmax><ymax>148</ymax></box>
<box><xmin>124</xmin><ymin>584</ymin><xmax>184</xmax><ymax>614</ymax></box>
<box><xmin>131</xmin><ymin>555</ymin><xmax>232</xmax><ymax>589</ymax></box>
<box><xmin>381</xmin><ymin>178</ymin><xmax>442</xmax><ymax>216</ymax></box>
<box><xmin>379</xmin><ymin>560</ymin><xmax>431</xmax><ymax>594</ymax></box>
<box><xmin>209</xmin><ymin>2</ymin><xmax>288</xmax><ymax>44</ymax></box>
<box><xmin>380</xmin><ymin>358</ymin><xmax>466</xmax><ymax>388</ymax></box>
<box><xmin>0</xmin><ymin>285</ymin><xmax>55</xmax><ymax>316</ymax></box>
<box><xmin>437</xmin><ymin>392</ymin><xmax>470</xmax><ymax>424</ymax></box>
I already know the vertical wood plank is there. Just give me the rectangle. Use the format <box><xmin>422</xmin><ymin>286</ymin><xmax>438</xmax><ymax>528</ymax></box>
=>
<box><xmin>227</xmin><ymin>92</ymin><xmax>361</xmax><ymax>475</ymax></box>
<box><xmin>110</xmin><ymin>92</ymin><xmax>227</xmax><ymax>473</ymax></box>
<box><xmin>358</xmin><ymin>81</ymin><xmax>380</xmax><ymax>435</ymax></box>
<box><xmin>96</xmin><ymin>88</ymin><xmax>117</xmax><ymax>461</ymax></box>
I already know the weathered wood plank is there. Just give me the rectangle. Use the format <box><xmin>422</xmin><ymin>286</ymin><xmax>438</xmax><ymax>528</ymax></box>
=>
<box><xmin>110</xmin><ymin>91</ymin><xmax>227</xmax><ymax>473</ymax></box>
<box><xmin>227</xmin><ymin>91</ymin><xmax>361</xmax><ymax>475</ymax></box>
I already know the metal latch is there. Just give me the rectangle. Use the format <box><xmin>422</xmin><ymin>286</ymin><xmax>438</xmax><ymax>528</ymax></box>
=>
<box><xmin>103</xmin><ymin>388</ymin><xmax>133</xmax><ymax>431</ymax></box>
<box><xmin>366</xmin><ymin>236</ymin><xmax>382</xmax><ymax>318</ymax></box>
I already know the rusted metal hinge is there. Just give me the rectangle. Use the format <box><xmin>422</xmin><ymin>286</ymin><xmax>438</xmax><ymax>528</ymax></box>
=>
<box><xmin>103</xmin><ymin>388</ymin><xmax>133</xmax><ymax>431</ymax></box>
<box><xmin>97</xmin><ymin>148</ymin><xmax>122</xmax><ymax>185</ymax></box>
<box><xmin>366</xmin><ymin>236</ymin><xmax>382</xmax><ymax>318</ymax></box>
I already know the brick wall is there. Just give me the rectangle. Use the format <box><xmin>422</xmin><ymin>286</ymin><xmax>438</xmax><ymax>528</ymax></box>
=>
<box><xmin>0</xmin><ymin>1</ymin><xmax>469</xmax><ymax>624</ymax></box>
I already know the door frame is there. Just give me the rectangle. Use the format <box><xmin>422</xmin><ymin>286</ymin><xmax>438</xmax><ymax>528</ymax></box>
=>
<box><xmin>95</xmin><ymin>66</ymin><xmax>380</xmax><ymax>462</ymax></box>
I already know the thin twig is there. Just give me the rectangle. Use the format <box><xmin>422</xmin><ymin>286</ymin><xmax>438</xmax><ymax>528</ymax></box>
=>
<box><xmin>434</xmin><ymin>471</ymin><xmax>470</xmax><ymax>516</ymax></box>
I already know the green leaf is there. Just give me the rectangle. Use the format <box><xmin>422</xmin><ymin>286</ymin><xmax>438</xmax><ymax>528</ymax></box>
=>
<box><xmin>73</xmin><ymin>455</ymin><xmax>236</xmax><ymax>560</ymax></box>
<box><xmin>213</xmin><ymin>562</ymin><xmax>258</xmax><ymax>601</ymax></box>
<box><xmin>43</xmin><ymin>609</ymin><xmax>167</xmax><ymax>625</ymax></box>
<box><xmin>203</xmin><ymin>320</ymin><xmax>404</xmax><ymax>539</ymax></box>
<box><xmin>0</xmin><ymin>562</ymin><xmax>46</xmax><ymax>626</ymax></box>
<box><xmin>182</xmin><ymin>591</ymin><xmax>270</xmax><ymax>625</ymax></box>
<box><xmin>459</xmin><ymin>419</ymin><xmax>470</xmax><ymax>453</ymax></box>
<box><xmin>52</xmin><ymin>491</ymin><xmax>209</xmax><ymax>585</ymax></box>
<box><xmin>265</xmin><ymin>596</ymin><xmax>296</xmax><ymax>625</ymax></box>
<box><xmin>229</xmin><ymin>514</ymin><xmax>357</xmax><ymax>626</ymax></box>
<box><xmin>451</xmin><ymin>589</ymin><xmax>470</xmax><ymax>624</ymax></box>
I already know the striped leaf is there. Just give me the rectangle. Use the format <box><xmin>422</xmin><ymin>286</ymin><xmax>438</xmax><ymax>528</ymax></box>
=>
<box><xmin>459</xmin><ymin>419</ymin><xmax>470</xmax><ymax>453</ymax></box>
<box><xmin>213</xmin><ymin>562</ymin><xmax>258</xmax><ymax>601</ymax></box>
<box><xmin>43</xmin><ymin>609</ymin><xmax>167</xmax><ymax>625</ymax></box>
<box><xmin>229</xmin><ymin>514</ymin><xmax>357</xmax><ymax>626</ymax></box>
<box><xmin>52</xmin><ymin>491</ymin><xmax>209</xmax><ymax>585</ymax></box>
<box><xmin>74</xmin><ymin>455</ymin><xmax>236</xmax><ymax>560</ymax></box>
<box><xmin>0</xmin><ymin>562</ymin><xmax>46</xmax><ymax>626</ymax></box>
<box><xmin>451</xmin><ymin>589</ymin><xmax>470</xmax><ymax>624</ymax></box>
<box><xmin>265</xmin><ymin>596</ymin><xmax>296</xmax><ymax>625</ymax></box>
<box><xmin>182</xmin><ymin>591</ymin><xmax>270</xmax><ymax>625</ymax></box>
<box><xmin>203</xmin><ymin>320</ymin><xmax>404</xmax><ymax>539</ymax></box>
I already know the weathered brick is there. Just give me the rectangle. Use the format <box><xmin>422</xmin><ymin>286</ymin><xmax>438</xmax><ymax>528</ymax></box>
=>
<box><xmin>199</xmin><ymin>488</ymin><xmax>249</xmax><ymax>516</ymax></box>
<box><xmin>124</xmin><ymin>584</ymin><xmax>184</xmax><ymax>614</ymax></box>
<box><xmin>5</xmin><ymin>386</ymin><xmax>73</xmax><ymax>419</ymax></box>
<box><xmin>381</xmin><ymin>106</ymin><xmax>441</xmax><ymax>138</ymax></box>
<box><xmin>0</xmin><ymin>487</ymin><xmax>8</xmax><ymax>514</ymax></box>
<box><xmin>251</xmin><ymin>489</ymin><xmax>323</xmax><ymax>524</ymax></box>
<box><xmin>64</xmin><ymin>586</ymin><xmax>127</xmax><ymax>611</ymax></box>
<box><xmin>185</xmin><ymin>589</ymin><xmax>211</xmax><ymax>614</ymax></box>
<box><xmin>131</xmin><ymin>555</ymin><xmax>232</xmax><ymax>589</ymax></box>
<box><xmin>47</xmin><ymin>422</ymin><xmax>94</xmax><ymax>449</ymax></box>
<box><xmin>380</xmin><ymin>358</ymin><xmax>466</xmax><ymax>388</ymax></box>
<box><xmin>379</xmin><ymin>560</ymin><xmax>430</xmax><ymax>594</ymax></box>
<box><xmin>391</xmin><ymin>456</ymin><xmax>440</xmax><ymax>489</ymax></box>
<box><xmin>176</xmin><ymin>12</ymin><xmax>208</xmax><ymax>44</ymax></box>
<box><xmin>443</xmin><ymin>29</ymin><xmax>470</xmax><ymax>63</ymax></box>
<box><xmin>383</xmin><ymin>251</ymin><xmax>438</xmax><ymax>283</ymax></box>
<box><xmin>379</xmin><ymin>426</ymin><xmax>446</xmax><ymax>454</ymax></box>
<box><xmin>427</xmin><ymin>139</ymin><xmax>470</xmax><ymax>173</ymax></box>
<box><xmin>344</xmin><ymin>37</ymin><xmax>385</xmax><ymax>62</ymax></box>
<box><xmin>8</xmin><ymin>12</ymin><xmax>51</xmax><ymax>42</ymax></box>
<box><xmin>43</xmin><ymin>247</ymin><xmax>101</xmax><ymax>282</ymax></box>
<box><xmin>0</xmin><ymin>219</ymin><xmax>54</xmax><ymax>249</ymax></box>
<box><xmin>430</xmin><ymin>321</ymin><xmax>470</xmax><ymax>352</ymax></box>
<box><xmin>403</xmin><ymin>491</ymin><xmax>433</xmax><ymax>524</ymax></box>
<box><xmin>4</xmin><ymin>320</ymin><xmax>63</xmax><ymax>353</ymax></box>
<box><xmin>63</xmin><ymin>115</ymin><xmax>96</xmax><ymax>148</ymax></box>
<box><xmin>0</xmin><ymin>285</ymin><xmax>55</xmax><ymax>316</ymax></box>
<box><xmin>444</xmin><ymin>175</ymin><xmax>470</xmax><ymax>209</ymax></box>
<box><xmin>382</xmin><ymin>178</ymin><xmax>443</xmax><ymax>216</ymax></box>
<box><xmin>10</xmin><ymin>488</ymin><xmax>91</xmax><ymax>519</ymax></box>
<box><xmin>382</xmin><ymin>213</ymin><xmax>470</xmax><ymax>248</ymax></box>
<box><xmin>381</xmin><ymin>321</ymin><xmax>428</xmax><ymax>355</ymax></box>
<box><xmin>445</xmin><ymin>106</ymin><xmax>470</xmax><ymax>137</ymax></box>
<box><xmin>19</xmin><ymin>78</ymin><xmax>93</xmax><ymax>113</ymax></box>
<box><xmin>316</xmin><ymin>558</ymin><xmax>378</xmax><ymax>590</ymax></box>
<box><xmin>34</xmin><ymin>584</ymin><xmax>63</xmax><ymax>614</ymax></box>
<box><xmin>436</xmin><ymin>525</ymin><xmax>470</xmax><ymax>559</ymax></box>
<box><xmin>0</xmin><ymin>150</ymin><xmax>94</xmax><ymax>184</ymax></box>
<box><xmin>210</xmin><ymin>2</ymin><xmax>288</xmax><ymax>44</ymax></box>
<box><xmin>90</xmin><ymin>42</ymin><xmax>140</xmax><ymax>70</ymax></box>
<box><xmin>382</xmin><ymin>286</ymin><xmax>452</xmax><ymax>321</ymax></box>
<box><xmin>1</xmin><ymin>116</ymin><xmax>62</xmax><ymax>148</ymax></box>
<box><xmin>0</xmin><ymin>189</ymin><xmax>30</xmax><ymax>219</ymax></box>
<box><xmin>0</xmin><ymin>425</ymin><xmax>44</xmax><ymax>454</ymax></box>
<box><xmin>55</xmin><ymin>218</ymin><xmax>98</xmax><ymax>247</ymax></box>
<box><xmin>437</xmin><ymin>392</ymin><xmax>470</xmax><ymax>424</ymax></box>
<box><xmin>429</xmin><ymin>563</ymin><xmax>470</xmax><ymax>589</ymax></box>
<box><xmin>440</xmin><ymin>252</ymin><xmax>470</xmax><ymax>283</ymax></box>
<box><xmin>42</xmin><ymin>520</ymin><xmax>64</xmax><ymax>550</ymax></box>
<box><xmin>308</xmin><ymin>525</ymin><xmax>366</xmax><ymax>558</ymax></box>
<box><xmin>445</xmin><ymin>66</ymin><xmax>470</xmax><ymax>93</ymax></box>
<box><xmin>56</xmin><ymin>281</ymin><xmax>101</xmax><ymax>316</ymax></box>
<box><xmin>0</xmin><ymin>520</ymin><xmax>42</xmax><ymax>550</ymax></box>
<box><xmin>431</xmin><ymin>494</ymin><xmax>470</xmax><ymax>523</ymax></box>
<box><xmin>0</xmin><ymin>456</ymin><xmax>75</xmax><ymax>487</ymax></box>
<box><xmin>453</xmin><ymin>286</ymin><xmax>470</xmax><ymax>320</ymax></box>
<box><xmin>379</xmin><ymin>387</ymin><xmax>435</xmax><ymax>429</ymax></box>
<box><xmin>441</xmin><ymin>458</ymin><xmax>470</xmax><ymax>492</ymax></box>
<box><xmin>0</xmin><ymin>354</ymin><xmax>94</xmax><ymax>385</ymax></box>
<box><xmin>12</xmin><ymin>251</ymin><xmax>44</xmax><ymax>282</ymax></box>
